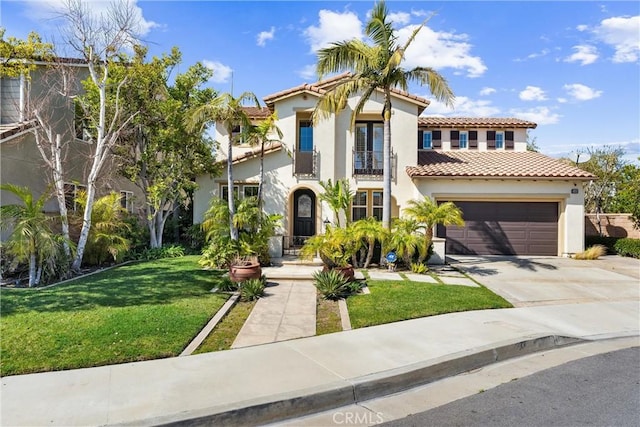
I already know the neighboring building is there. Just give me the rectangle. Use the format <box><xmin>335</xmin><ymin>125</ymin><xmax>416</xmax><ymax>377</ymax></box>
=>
<box><xmin>0</xmin><ymin>60</ymin><xmax>143</xmax><ymax>240</ymax></box>
<box><xmin>193</xmin><ymin>74</ymin><xmax>594</xmax><ymax>257</ymax></box>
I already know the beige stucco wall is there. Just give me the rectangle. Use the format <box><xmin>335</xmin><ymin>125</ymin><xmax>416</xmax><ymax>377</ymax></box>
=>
<box><xmin>412</xmin><ymin>178</ymin><xmax>586</xmax><ymax>256</ymax></box>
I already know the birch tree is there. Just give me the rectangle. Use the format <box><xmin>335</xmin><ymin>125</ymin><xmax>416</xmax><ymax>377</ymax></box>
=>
<box><xmin>58</xmin><ymin>0</ymin><xmax>141</xmax><ymax>270</ymax></box>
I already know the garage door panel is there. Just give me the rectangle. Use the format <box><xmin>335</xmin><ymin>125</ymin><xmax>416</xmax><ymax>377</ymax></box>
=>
<box><xmin>440</xmin><ymin>201</ymin><xmax>558</xmax><ymax>256</ymax></box>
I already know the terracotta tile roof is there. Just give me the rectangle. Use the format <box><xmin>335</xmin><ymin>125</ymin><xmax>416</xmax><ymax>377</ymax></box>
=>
<box><xmin>407</xmin><ymin>151</ymin><xmax>595</xmax><ymax>180</ymax></box>
<box><xmin>419</xmin><ymin>117</ymin><xmax>537</xmax><ymax>129</ymax></box>
<box><xmin>263</xmin><ymin>72</ymin><xmax>429</xmax><ymax>111</ymax></box>
<box><xmin>226</xmin><ymin>141</ymin><xmax>283</xmax><ymax>165</ymax></box>
<box><xmin>242</xmin><ymin>106</ymin><xmax>271</xmax><ymax>119</ymax></box>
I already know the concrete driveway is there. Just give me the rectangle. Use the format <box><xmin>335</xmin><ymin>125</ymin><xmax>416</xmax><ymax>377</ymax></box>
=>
<box><xmin>448</xmin><ymin>255</ymin><xmax>640</xmax><ymax>307</ymax></box>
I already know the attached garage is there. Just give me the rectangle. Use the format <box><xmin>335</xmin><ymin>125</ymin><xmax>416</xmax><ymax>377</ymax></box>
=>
<box><xmin>437</xmin><ymin>201</ymin><xmax>559</xmax><ymax>256</ymax></box>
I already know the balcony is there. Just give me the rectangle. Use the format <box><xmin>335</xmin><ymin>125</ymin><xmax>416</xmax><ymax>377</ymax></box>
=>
<box><xmin>293</xmin><ymin>148</ymin><xmax>317</xmax><ymax>177</ymax></box>
<box><xmin>353</xmin><ymin>149</ymin><xmax>396</xmax><ymax>178</ymax></box>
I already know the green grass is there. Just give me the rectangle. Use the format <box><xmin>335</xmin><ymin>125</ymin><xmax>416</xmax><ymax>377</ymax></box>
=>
<box><xmin>1</xmin><ymin>256</ymin><xmax>229</xmax><ymax>376</ymax></box>
<box><xmin>347</xmin><ymin>279</ymin><xmax>512</xmax><ymax>329</ymax></box>
<box><xmin>194</xmin><ymin>300</ymin><xmax>256</xmax><ymax>353</ymax></box>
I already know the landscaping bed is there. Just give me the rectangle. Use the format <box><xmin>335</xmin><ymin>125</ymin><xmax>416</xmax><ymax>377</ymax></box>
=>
<box><xmin>0</xmin><ymin>256</ymin><xmax>228</xmax><ymax>376</ymax></box>
<box><xmin>347</xmin><ymin>279</ymin><xmax>512</xmax><ymax>329</ymax></box>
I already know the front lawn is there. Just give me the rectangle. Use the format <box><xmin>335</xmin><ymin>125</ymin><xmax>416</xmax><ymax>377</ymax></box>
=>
<box><xmin>347</xmin><ymin>279</ymin><xmax>512</xmax><ymax>329</ymax></box>
<box><xmin>0</xmin><ymin>256</ymin><xmax>228</xmax><ymax>376</ymax></box>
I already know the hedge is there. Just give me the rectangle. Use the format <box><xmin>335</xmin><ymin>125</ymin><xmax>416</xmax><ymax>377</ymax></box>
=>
<box><xmin>585</xmin><ymin>236</ymin><xmax>620</xmax><ymax>254</ymax></box>
<box><xmin>613</xmin><ymin>238</ymin><xmax>640</xmax><ymax>259</ymax></box>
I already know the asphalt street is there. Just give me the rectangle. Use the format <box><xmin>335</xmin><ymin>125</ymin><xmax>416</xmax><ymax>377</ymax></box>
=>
<box><xmin>382</xmin><ymin>347</ymin><xmax>640</xmax><ymax>427</ymax></box>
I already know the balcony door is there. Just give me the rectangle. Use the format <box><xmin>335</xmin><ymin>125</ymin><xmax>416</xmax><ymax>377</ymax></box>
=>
<box><xmin>355</xmin><ymin>122</ymin><xmax>383</xmax><ymax>175</ymax></box>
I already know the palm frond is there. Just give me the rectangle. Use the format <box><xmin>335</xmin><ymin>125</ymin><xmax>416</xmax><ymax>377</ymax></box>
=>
<box><xmin>406</xmin><ymin>67</ymin><xmax>455</xmax><ymax>107</ymax></box>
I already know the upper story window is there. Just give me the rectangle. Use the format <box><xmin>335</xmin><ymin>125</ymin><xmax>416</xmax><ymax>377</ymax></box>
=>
<box><xmin>495</xmin><ymin>131</ymin><xmax>504</xmax><ymax>149</ymax></box>
<box><xmin>64</xmin><ymin>182</ymin><xmax>86</xmax><ymax>212</ymax></box>
<box><xmin>120</xmin><ymin>191</ymin><xmax>133</xmax><ymax>213</ymax></box>
<box><xmin>355</xmin><ymin>122</ymin><xmax>383</xmax><ymax>174</ymax></box>
<box><xmin>459</xmin><ymin>131</ymin><xmax>468</xmax><ymax>149</ymax></box>
<box><xmin>299</xmin><ymin>121</ymin><xmax>313</xmax><ymax>152</ymax></box>
<box><xmin>231</xmin><ymin>125</ymin><xmax>247</xmax><ymax>145</ymax></box>
<box><xmin>422</xmin><ymin>131</ymin><xmax>432</xmax><ymax>149</ymax></box>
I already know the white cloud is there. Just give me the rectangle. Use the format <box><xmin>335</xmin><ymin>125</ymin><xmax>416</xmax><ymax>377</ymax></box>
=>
<box><xmin>202</xmin><ymin>60</ymin><xmax>233</xmax><ymax>83</ymax></box>
<box><xmin>576</xmin><ymin>24</ymin><xmax>589</xmax><ymax>32</ymax></box>
<box><xmin>508</xmin><ymin>107</ymin><xmax>561</xmax><ymax>125</ymax></box>
<box><xmin>257</xmin><ymin>27</ymin><xmax>275</xmax><ymax>47</ymax></box>
<box><xmin>298</xmin><ymin>64</ymin><xmax>316</xmax><ymax>80</ymax></box>
<box><xmin>304</xmin><ymin>10</ymin><xmax>363</xmax><ymax>52</ymax></box>
<box><xmin>564</xmin><ymin>45</ymin><xmax>599</xmax><ymax>65</ymax></box>
<box><xmin>479</xmin><ymin>87</ymin><xmax>496</xmax><ymax>96</ymax></box>
<box><xmin>563</xmin><ymin>83</ymin><xmax>603</xmax><ymax>101</ymax></box>
<box><xmin>557</xmin><ymin>97</ymin><xmax>568</xmax><ymax>103</ymax></box>
<box><xmin>388</xmin><ymin>11</ymin><xmax>411</xmax><ymax>26</ymax></box>
<box><xmin>400</xmin><ymin>25</ymin><xmax>487</xmax><ymax>78</ymax></box>
<box><xmin>519</xmin><ymin>86</ymin><xmax>548</xmax><ymax>101</ymax></box>
<box><xmin>514</xmin><ymin>48</ymin><xmax>550</xmax><ymax>62</ymax></box>
<box><xmin>425</xmin><ymin>96</ymin><xmax>500</xmax><ymax>117</ymax></box>
<box><xmin>593</xmin><ymin>15</ymin><xmax>640</xmax><ymax>63</ymax></box>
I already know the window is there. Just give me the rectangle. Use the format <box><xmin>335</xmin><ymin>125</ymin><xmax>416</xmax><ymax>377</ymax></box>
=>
<box><xmin>120</xmin><ymin>191</ymin><xmax>133</xmax><ymax>213</ymax></box>
<box><xmin>298</xmin><ymin>121</ymin><xmax>313</xmax><ymax>152</ymax></box>
<box><xmin>352</xmin><ymin>191</ymin><xmax>368</xmax><ymax>221</ymax></box>
<box><xmin>495</xmin><ymin>131</ymin><xmax>504</xmax><ymax>149</ymax></box>
<box><xmin>354</xmin><ymin>122</ymin><xmax>383</xmax><ymax>174</ymax></box>
<box><xmin>352</xmin><ymin>189</ymin><xmax>383</xmax><ymax>221</ymax></box>
<box><xmin>459</xmin><ymin>131</ymin><xmax>468</xmax><ymax>149</ymax></box>
<box><xmin>422</xmin><ymin>131</ymin><xmax>432</xmax><ymax>149</ymax></box>
<box><xmin>74</xmin><ymin>101</ymin><xmax>92</xmax><ymax>142</ymax></box>
<box><xmin>231</xmin><ymin>124</ymin><xmax>248</xmax><ymax>145</ymax></box>
<box><xmin>221</xmin><ymin>184</ymin><xmax>259</xmax><ymax>201</ymax></box>
<box><xmin>64</xmin><ymin>183</ymin><xmax>86</xmax><ymax>212</ymax></box>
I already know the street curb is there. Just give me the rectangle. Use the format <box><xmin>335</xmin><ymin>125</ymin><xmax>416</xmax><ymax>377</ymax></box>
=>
<box><xmin>130</xmin><ymin>334</ymin><xmax>585</xmax><ymax>427</ymax></box>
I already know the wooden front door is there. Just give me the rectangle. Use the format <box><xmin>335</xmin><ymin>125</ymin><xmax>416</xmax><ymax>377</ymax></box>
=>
<box><xmin>293</xmin><ymin>189</ymin><xmax>316</xmax><ymax>246</ymax></box>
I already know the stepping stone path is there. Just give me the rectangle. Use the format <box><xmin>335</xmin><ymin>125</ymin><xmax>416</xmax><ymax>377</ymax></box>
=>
<box><xmin>438</xmin><ymin>275</ymin><xmax>480</xmax><ymax>287</ymax></box>
<box><xmin>367</xmin><ymin>270</ymin><xmax>404</xmax><ymax>281</ymax></box>
<box><xmin>403</xmin><ymin>273</ymin><xmax>439</xmax><ymax>284</ymax></box>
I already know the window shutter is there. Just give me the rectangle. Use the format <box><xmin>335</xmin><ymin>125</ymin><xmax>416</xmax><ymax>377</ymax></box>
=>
<box><xmin>418</xmin><ymin>130</ymin><xmax>423</xmax><ymax>149</ymax></box>
<box><xmin>505</xmin><ymin>131</ymin><xmax>514</xmax><ymax>150</ymax></box>
<box><xmin>487</xmin><ymin>131</ymin><xmax>496</xmax><ymax>150</ymax></box>
<box><xmin>432</xmin><ymin>130</ymin><xmax>442</xmax><ymax>148</ymax></box>
<box><xmin>469</xmin><ymin>130</ymin><xmax>478</xmax><ymax>149</ymax></box>
<box><xmin>450</xmin><ymin>130</ymin><xmax>459</xmax><ymax>149</ymax></box>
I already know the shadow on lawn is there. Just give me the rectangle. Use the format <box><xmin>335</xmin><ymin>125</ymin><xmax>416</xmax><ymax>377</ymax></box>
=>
<box><xmin>0</xmin><ymin>260</ymin><xmax>228</xmax><ymax>316</ymax></box>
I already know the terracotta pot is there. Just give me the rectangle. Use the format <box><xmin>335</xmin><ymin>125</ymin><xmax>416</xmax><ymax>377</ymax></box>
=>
<box><xmin>229</xmin><ymin>262</ymin><xmax>262</xmax><ymax>283</ymax></box>
<box><xmin>328</xmin><ymin>265</ymin><xmax>354</xmax><ymax>282</ymax></box>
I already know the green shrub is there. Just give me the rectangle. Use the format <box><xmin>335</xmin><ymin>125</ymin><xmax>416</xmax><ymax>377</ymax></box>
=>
<box><xmin>313</xmin><ymin>269</ymin><xmax>351</xmax><ymax>300</ymax></box>
<box><xmin>574</xmin><ymin>245</ymin><xmax>607</xmax><ymax>260</ymax></box>
<box><xmin>614</xmin><ymin>238</ymin><xmax>640</xmax><ymax>258</ymax></box>
<box><xmin>128</xmin><ymin>244</ymin><xmax>186</xmax><ymax>261</ymax></box>
<box><xmin>410</xmin><ymin>262</ymin><xmax>428</xmax><ymax>274</ymax></box>
<box><xmin>585</xmin><ymin>235</ymin><xmax>620</xmax><ymax>254</ymax></box>
<box><xmin>217</xmin><ymin>277</ymin><xmax>238</xmax><ymax>292</ymax></box>
<box><xmin>239</xmin><ymin>276</ymin><xmax>266</xmax><ymax>301</ymax></box>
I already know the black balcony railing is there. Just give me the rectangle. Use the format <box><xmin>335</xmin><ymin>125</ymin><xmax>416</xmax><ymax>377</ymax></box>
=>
<box><xmin>353</xmin><ymin>149</ymin><xmax>397</xmax><ymax>179</ymax></box>
<box><xmin>293</xmin><ymin>149</ymin><xmax>317</xmax><ymax>177</ymax></box>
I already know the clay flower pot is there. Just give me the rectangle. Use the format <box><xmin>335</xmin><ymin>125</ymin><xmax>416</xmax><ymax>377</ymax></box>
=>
<box><xmin>229</xmin><ymin>261</ymin><xmax>262</xmax><ymax>283</ymax></box>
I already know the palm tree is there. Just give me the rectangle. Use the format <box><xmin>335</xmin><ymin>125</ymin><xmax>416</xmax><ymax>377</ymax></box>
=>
<box><xmin>352</xmin><ymin>217</ymin><xmax>388</xmax><ymax>268</ymax></box>
<box><xmin>0</xmin><ymin>184</ymin><xmax>67</xmax><ymax>287</ymax></box>
<box><xmin>186</xmin><ymin>92</ymin><xmax>260</xmax><ymax>241</ymax></box>
<box><xmin>314</xmin><ymin>0</ymin><xmax>455</xmax><ymax>230</ymax></box>
<box><xmin>404</xmin><ymin>197</ymin><xmax>464</xmax><ymax>261</ymax></box>
<box><xmin>387</xmin><ymin>218</ymin><xmax>425</xmax><ymax>266</ymax></box>
<box><xmin>245</xmin><ymin>112</ymin><xmax>283</xmax><ymax>209</ymax></box>
<box><xmin>318</xmin><ymin>178</ymin><xmax>354</xmax><ymax>227</ymax></box>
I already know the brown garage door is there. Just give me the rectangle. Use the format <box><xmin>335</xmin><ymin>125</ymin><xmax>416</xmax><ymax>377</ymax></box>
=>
<box><xmin>437</xmin><ymin>201</ymin><xmax>558</xmax><ymax>256</ymax></box>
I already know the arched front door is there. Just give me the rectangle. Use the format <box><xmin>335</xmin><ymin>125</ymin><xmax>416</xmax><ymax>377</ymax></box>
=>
<box><xmin>293</xmin><ymin>189</ymin><xmax>316</xmax><ymax>246</ymax></box>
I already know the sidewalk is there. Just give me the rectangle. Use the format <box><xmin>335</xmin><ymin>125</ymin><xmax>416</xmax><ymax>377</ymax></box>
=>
<box><xmin>2</xmin><ymin>300</ymin><xmax>638</xmax><ymax>426</ymax></box>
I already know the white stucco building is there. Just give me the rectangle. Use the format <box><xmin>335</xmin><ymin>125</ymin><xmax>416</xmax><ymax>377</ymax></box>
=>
<box><xmin>193</xmin><ymin>74</ymin><xmax>593</xmax><ymax>257</ymax></box>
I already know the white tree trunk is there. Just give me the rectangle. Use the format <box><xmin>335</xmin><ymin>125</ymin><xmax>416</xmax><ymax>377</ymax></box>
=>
<box><xmin>53</xmin><ymin>134</ymin><xmax>71</xmax><ymax>257</ymax></box>
<box><xmin>228</xmin><ymin>137</ymin><xmax>238</xmax><ymax>241</ymax></box>
<box><xmin>382</xmin><ymin>100</ymin><xmax>392</xmax><ymax>231</ymax></box>
<box><xmin>29</xmin><ymin>252</ymin><xmax>37</xmax><ymax>288</ymax></box>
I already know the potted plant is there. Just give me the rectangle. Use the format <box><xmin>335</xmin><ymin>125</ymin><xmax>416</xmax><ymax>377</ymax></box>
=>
<box><xmin>301</xmin><ymin>225</ymin><xmax>359</xmax><ymax>281</ymax></box>
<box><xmin>229</xmin><ymin>255</ymin><xmax>262</xmax><ymax>283</ymax></box>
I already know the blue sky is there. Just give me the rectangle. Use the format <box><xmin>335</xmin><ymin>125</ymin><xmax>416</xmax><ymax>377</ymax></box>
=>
<box><xmin>3</xmin><ymin>0</ymin><xmax>639</xmax><ymax>162</ymax></box>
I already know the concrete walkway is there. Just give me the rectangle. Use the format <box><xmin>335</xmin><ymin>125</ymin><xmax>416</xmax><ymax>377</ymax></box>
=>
<box><xmin>232</xmin><ymin>280</ymin><xmax>317</xmax><ymax>348</ymax></box>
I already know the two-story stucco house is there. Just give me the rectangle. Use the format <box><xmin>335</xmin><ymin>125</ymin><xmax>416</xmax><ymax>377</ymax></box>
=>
<box><xmin>0</xmin><ymin>59</ymin><xmax>144</xmax><ymax>240</ymax></box>
<box><xmin>193</xmin><ymin>74</ymin><xmax>593</xmax><ymax>257</ymax></box>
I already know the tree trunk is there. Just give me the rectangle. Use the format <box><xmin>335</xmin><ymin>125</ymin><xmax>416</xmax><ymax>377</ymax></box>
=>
<box><xmin>258</xmin><ymin>140</ymin><xmax>265</xmax><ymax>210</ymax></box>
<box><xmin>382</xmin><ymin>96</ymin><xmax>392</xmax><ymax>231</ymax></box>
<box><xmin>73</xmin><ymin>178</ymin><xmax>97</xmax><ymax>270</ymax></box>
<box><xmin>364</xmin><ymin>238</ymin><xmax>375</xmax><ymax>268</ymax></box>
<box><xmin>29</xmin><ymin>252</ymin><xmax>37</xmax><ymax>287</ymax></box>
<box><xmin>53</xmin><ymin>134</ymin><xmax>71</xmax><ymax>257</ymax></box>
<box><xmin>228</xmin><ymin>136</ymin><xmax>238</xmax><ymax>241</ymax></box>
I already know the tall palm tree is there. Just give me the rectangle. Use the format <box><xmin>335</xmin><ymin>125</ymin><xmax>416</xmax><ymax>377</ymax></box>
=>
<box><xmin>245</xmin><ymin>112</ymin><xmax>283</xmax><ymax>209</ymax></box>
<box><xmin>0</xmin><ymin>184</ymin><xmax>67</xmax><ymax>287</ymax></box>
<box><xmin>314</xmin><ymin>0</ymin><xmax>455</xmax><ymax>230</ymax></box>
<box><xmin>404</xmin><ymin>196</ymin><xmax>464</xmax><ymax>260</ymax></box>
<box><xmin>186</xmin><ymin>92</ymin><xmax>260</xmax><ymax>241</ymax></box>
<box><xmin>318</xmin><ymin>178</ymin><xmax>354</xmax><ymax>227</ymax></box>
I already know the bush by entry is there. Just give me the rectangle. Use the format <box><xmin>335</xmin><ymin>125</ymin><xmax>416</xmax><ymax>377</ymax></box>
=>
<box><xmin>1</xmin><ymin>256</ymin><xmax>228</xmax><ymax>376</ymax></box>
